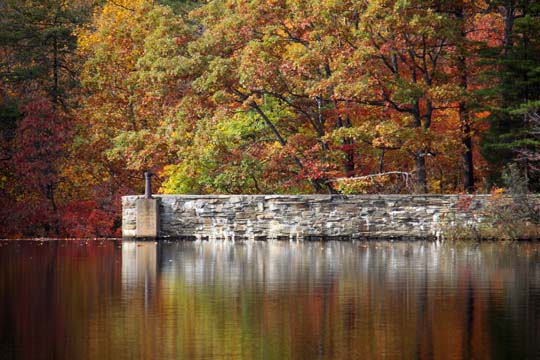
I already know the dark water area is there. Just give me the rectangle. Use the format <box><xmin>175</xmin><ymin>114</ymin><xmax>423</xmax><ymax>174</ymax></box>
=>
<box><xmin>0</xmin><ymin>240</ymin><xmax>539</xmax><ymax>360</ymax></box>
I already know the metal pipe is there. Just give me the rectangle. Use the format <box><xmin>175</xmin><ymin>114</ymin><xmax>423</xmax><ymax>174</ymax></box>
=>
<box><xmin>144</xmin><ymin>171</ymin><xmax>153</xmax><ymax>199</ymax></box>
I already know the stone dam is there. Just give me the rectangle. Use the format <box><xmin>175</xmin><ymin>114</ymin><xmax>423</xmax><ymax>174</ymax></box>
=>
<box><xmin>122</xmin><ymin>194</ymin><xmax>488</xmax><ymax>240</ymax></box>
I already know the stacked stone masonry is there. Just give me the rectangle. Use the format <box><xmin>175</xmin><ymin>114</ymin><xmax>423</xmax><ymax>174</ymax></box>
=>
<box><xmin>122</xmin><ymin>194</ymin><xmax>489</xmax><ymax>240</ymax></box>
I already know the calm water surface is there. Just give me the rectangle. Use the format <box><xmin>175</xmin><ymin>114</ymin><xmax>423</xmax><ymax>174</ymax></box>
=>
<box><xmin>0</xmin><ymin>240</ymin><xmax>539</xmax><ymax>360</ymax></box>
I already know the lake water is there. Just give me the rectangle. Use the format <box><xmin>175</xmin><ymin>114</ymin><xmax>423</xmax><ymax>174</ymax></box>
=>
<box><xmin>0</xmin><ymin>240</ymin><xmax>539</xmax><ymax>359</ymax></box>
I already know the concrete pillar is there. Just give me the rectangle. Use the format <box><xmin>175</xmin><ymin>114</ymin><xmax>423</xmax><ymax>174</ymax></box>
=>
<box><xmin>136</xmin><ymin>198</ymin><xmax>159</xmax><ymax>238</ymax></box>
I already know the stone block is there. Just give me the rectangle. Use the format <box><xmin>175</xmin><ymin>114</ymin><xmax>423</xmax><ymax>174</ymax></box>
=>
<box><xmin>136</xmin><ymin>198</ymin><xmax>160</xmax><ymax>238</ymax></box>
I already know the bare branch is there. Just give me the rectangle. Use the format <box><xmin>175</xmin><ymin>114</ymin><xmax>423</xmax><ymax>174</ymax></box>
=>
<box><xmin>328</xmin><ymin>171</ymin><xmax>412</xmax><ymax>183</ymax></box>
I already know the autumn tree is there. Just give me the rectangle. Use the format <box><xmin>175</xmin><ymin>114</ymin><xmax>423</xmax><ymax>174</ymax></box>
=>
<box><xmin>311</xmin><ymin>0</ymin><xmax>468</xmax><ymax>193</ymax></box>
<box><xmin>4</xmin><ymin>0</ymin><xmax>536</xmax><ymax>238</ymax></box>
<box><xmin>157</xmin><ymin>0</ymin><xmax>494</xmax><ymax>194</ymax></box>
<box><xmin>159</xmin><ymin>0</ymin><xmax>346</xmax><ymax>193</ymax></box>
<box><xmin>0</xmin><ymin>99</ymin><xmax>66</xmax><ymax>236</ymax></box>
<box><xmin>77</xmin><ymin>0</ymin><xmax>191</xmax><ymax>179</ymax></box>
<box><xmin>0</xmin><ymin>0</ymin><xmax>100</xmax><ymax>237</ymax></box>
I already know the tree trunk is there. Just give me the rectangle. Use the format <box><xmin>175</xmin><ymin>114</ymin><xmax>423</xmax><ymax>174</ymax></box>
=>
<box><xmin>461</xmin><ymin>105</ymin><xmax>475</xmax><ymax>192</ymax></box>
<box><xmin>415</xmin><ymin>155</ymin><xmax>427</xmax><ymax>193</ymax></box>
<box><xmin>457</xmin><ymin>4</ymin><xmax>475</xmax><ymax>193</ymax></box>
<box><xmin>343</xmin><ymin>117</ymin><xmax>355</xmax><ymax>176</ymax></box>
<box><xmin>412</xmin><ymin>108</ymin><xmax>428</xmax><ymax>193</ymax></box>
<box><xmin>503</xmin><ymin>5</ymin><xmax>515</xmax><ymax>54</ymax></box>
<box><xmin>53</xmin><ymin>36</ymin><xmax>59</xmax><ymax>106</ymax></box>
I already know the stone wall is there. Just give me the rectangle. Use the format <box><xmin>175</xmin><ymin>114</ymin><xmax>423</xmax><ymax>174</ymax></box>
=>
<box><xmin>122</xmin><ymin>194</ymin><xmax>489</xmax><ymax>240</ymax></box>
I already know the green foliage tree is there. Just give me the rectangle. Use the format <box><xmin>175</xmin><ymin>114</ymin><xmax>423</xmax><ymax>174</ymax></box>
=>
<box><xmin>480</xmin><ymin>1</ymin><xmax>540</xmax><ymax>189</ymax></box>
<box><xmin>0</xmin><ymin>0</ymin><xmax>96</xmax><ymax>106</ymax></box>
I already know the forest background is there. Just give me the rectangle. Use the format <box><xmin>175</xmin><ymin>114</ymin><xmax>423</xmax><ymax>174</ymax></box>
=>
<box><xmin>1</xmin><ymin>0</ymin><xmax>539</xmax><ymax>238</ymax></box>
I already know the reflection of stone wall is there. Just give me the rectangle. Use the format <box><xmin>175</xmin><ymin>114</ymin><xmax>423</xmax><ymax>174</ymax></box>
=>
<box><xmin>121</xmin><ymin>241</ymin><xmax>156</xmax><ymax>289</ymax></box>
<box><xmin>122</xmin><ymin>195</ymin><xmax>488</xmax><ymax>240</ymax></box>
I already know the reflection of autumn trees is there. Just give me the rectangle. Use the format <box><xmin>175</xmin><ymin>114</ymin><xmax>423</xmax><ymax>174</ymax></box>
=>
<box><xmin>0</xmin><ymin>241</ymin><xmax>538</xmax><ymax>359</ymax></box>
<box><xmin>0</xmin><ymin>241</ymin><xmax>122</xmax><ymax>360</ymax></box>
<box><xmin>116</xmin><ymin>242</ymin><xmax>539</xmax><ymax>360</ymax></box>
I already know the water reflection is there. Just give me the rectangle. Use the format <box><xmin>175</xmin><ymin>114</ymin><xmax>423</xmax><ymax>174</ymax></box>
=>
<box><xmin>0</xmin><ymin>240</ymin><xmax>539</xmax><ymax>359</ymax></box>
<box><xmin>122</xmin><ymin>242</ymin><xmax>156</xmax><ymax>312</ymax></box>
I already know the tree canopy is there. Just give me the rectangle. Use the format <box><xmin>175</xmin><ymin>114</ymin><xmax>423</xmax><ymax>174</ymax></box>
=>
<box><xmin>1</xmin><ymin>0</ymin><xmax>539</xmax><ymax>237</ymax></box>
